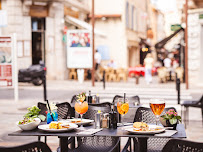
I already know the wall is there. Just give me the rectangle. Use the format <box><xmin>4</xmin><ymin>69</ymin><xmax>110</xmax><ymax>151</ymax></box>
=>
<box><xmin>2</xmin><ymin>0</ymin><xmax>32</xmax><ymax>69</ymax></box>
<box><xmin>188</xmin><ymin>11</ymin><xmax>203</xmax><ymax>86</ymax></box>
<box><xmin>46</xmin><ymin>3</ymin><xmax>66</xmax><ymax>80</ymax></box>
<box><xmin>95</xmin><ymin>17</ymin><xmax>128</xmax><ymax>68</ymax></box>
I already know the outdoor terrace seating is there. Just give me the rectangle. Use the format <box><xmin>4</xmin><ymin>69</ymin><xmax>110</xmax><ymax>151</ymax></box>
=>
<box><xmin>0</xmin><ymin>141</ymin><xmax>52</xmax><ymax>152</ymax></box>
<box><xmin>181</xmin><ymin>95</ymin><xmax>203</xmax><ymax>128</ymax></box>
<box><xmin>162</xmin><ymin>139</ymin><xmax>203</xmax><ymax>152</ymax></box>
<box><xmin>122</xmin><ymin>107</ymin><xmax>177</xmax><ymax>152</ymax></box>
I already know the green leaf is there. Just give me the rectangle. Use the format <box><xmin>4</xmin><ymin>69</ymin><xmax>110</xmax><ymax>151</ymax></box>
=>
<box><xmin>38</xmin><ymin>115</ymin><xmax>46</xmax><ymax>121</ymax></box>
<box><xmin>176</xmin><ymin>116</ymin><xmax>181</xmax><ymax>120</ymax></box>
<box><xmin>169</xmin><ymin>118</ymin><xmax>177</xmax><ymax>125</ymax></box>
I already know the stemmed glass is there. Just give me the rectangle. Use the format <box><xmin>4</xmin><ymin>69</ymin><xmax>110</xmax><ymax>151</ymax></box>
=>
<box><xmin>149</xmin><ymin>99</ymin><xmax>165</xmax><ymax>126</ymax></box>
<box><xmin>117</xmin><ymin>98</ymin><xmax>129</xmax><ymax>129</ymax></box>
<box><xmin>75</xmin><ymin>100</ymin><xmax>88</xmax><ymax>130</ymax></box>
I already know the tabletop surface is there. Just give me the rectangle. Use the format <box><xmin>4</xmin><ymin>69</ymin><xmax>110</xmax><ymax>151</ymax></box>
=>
<box><xmin>9</xmin><ymin>124</ymin><xmax>186</xmax><ymax>138</ymax></box>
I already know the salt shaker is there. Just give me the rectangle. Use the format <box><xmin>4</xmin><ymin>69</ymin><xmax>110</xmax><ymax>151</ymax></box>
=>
<box><xmin>95</xmin><ymin>110</ymin><xmax>102</xmax><ymax>128</ymax></box>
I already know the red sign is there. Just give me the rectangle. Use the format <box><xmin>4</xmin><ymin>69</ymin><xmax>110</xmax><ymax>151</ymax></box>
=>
<box><xmin>0</xmin><ymin>64</ymin><xmax>12</xmax><ymax>86</ymax></box>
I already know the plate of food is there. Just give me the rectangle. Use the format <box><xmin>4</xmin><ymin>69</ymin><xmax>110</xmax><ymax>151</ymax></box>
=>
<box><xmin>38</xmin><ymin>122</ymin><xmax>78</xmax><ymax>132</ymax></box>
<box><xmin>125</xmin><ymin>122</ymin><xmax>165</xmax><ymax>134</ymax></box>
<box><xmin>61</xmin><ymin>118</ymin><xmax>94</xmax><ymax>125</ymax></box>
<box><xmin>17</xmin><ymin>118</ymin><xmax>41</xmax><ymax>131</ymax></box>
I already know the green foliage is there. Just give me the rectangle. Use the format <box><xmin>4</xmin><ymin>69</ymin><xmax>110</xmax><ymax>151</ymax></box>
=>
<box><xmin>24</xmin><ymin>106</ymin><xmax>46</xmax><ymax>121</ymax></box>
<box><xmin>161</xmin><ymin>109</ymin><xmax>181</xmax><ymax>125</ymax></box>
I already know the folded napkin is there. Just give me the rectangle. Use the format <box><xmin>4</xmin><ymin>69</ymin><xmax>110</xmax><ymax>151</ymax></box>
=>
<box><xmin>155</xmin><ymin>130</ymin><xmax>177</xmax><ymax>137</ymax></box>
<box><xmin>77</xmin><ymin>128</ymin><xmax>103</xmax><ymax>135</ymax></box>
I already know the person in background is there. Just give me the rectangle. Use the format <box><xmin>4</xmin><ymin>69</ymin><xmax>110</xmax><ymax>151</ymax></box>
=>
<box><xmin>163</xmin><ymin>56</ymin><xmax>172</xmax><ymax>70</ymax></box>
<box><xmin>95</xmin><ymin>50</ymin><xmax>102</xmax><ymax>81</ymax></box>
<box><xmin>108</xmin><ymin>60</ymin><xmax>117</xmax><ymax>69</ymax></box>
<box><xmin>144</xmin><ymin>53</ymin><xmax>154</xmax><ymax>84</ymax></box>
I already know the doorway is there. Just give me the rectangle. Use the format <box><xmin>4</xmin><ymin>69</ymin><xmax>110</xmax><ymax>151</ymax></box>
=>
<box><xmin>31</xmin><ymin>18</ymin><xmax>45</xmax><ymax>65</ymax></box>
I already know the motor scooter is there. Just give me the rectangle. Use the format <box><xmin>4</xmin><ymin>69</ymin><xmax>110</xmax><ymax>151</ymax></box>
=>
<box><xmin>18</xmin><ymin>61</ymin><xmax>45</xmax><ymax>86</ymax></box>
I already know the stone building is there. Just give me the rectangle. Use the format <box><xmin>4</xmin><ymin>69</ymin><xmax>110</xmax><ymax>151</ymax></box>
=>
<box><xmin>88</xmin><ymin>0</ymin><xmax>148</xmax><ymax>68</ymax></box>
<box><xmin>187</xmin><ymin>0</ymin><xmax>203</xmax><ymax>86</ymax></box>
<box><xmin>0</xmin><ymin>0</ymin><xmax>89</xmax><ymax>80</ymax></box>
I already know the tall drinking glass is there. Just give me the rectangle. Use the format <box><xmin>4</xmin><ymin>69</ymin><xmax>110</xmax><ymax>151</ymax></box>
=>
<box><xmin>117</xmin><ymin>98</ymin><xmax>129</xmax><ymax>129</ymax></box>
<box><xmin>75</xmin><ymin>101</ymin><xmax>88</xmax><ymax>130</ymax></box>
<box><xmin>150</xmin><ymin>99</ymin><xmax>165</xmax><ymax>125</ymax></box>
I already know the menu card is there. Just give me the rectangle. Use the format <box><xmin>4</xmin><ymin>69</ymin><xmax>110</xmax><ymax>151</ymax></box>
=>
<box><xmin>77</xmin><ymin>128</ymin><xmax>103</xmax><ymax>135</ymax></box>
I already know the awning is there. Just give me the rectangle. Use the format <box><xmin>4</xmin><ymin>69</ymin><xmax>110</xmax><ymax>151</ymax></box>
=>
<box><xmin>155</xmin><ymin>28</ymin><xmax>184</xmax><ymax>49</ymax></box>
<box><xmin>65</xmin><ymin>16</ymin><xmax>106</xmax><ymax>37</ymax></box>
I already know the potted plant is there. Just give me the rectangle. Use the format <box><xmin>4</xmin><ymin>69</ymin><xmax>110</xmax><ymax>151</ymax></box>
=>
<box><xmin>160</xmin><ymin>109</ymin><xmax>181</xmax><ymax>130</ymax></box>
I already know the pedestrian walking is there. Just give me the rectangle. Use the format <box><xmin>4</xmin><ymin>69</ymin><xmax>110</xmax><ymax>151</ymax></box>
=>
<box><xmin>95</xmin><ymin>50</ymin><xmax>102</xmax><ymax>81</ymax></box>
<box><xmin>144</xmin><ymin>53</ymin><xmax>154</xmax><ymax>84</ymax></box>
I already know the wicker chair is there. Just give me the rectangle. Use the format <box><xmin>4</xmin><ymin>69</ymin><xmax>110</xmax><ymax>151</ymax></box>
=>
<box><xmin>113</xmin><ymin>95</ymin><xmax>140</xmax><ymax>123</ymax></box>
<box><xmin>162</xmin><ymin>139</ymin><xmax>203</xmax><ymax>152</ymax></box>
<box><xmin>122</xmin><ymin>107</ymin><xmax>177</xmax><ymax>152</ymax></box>
<box><xmin>181</xmin><ymin>95</ymin><xmax>203</xmax><ymax>128</ymax></box>
<box><xmin>112</xmin><ymin>95</ymin><xmax>140</xmax><ymax>106</ymax></box>
<box><xmin>38</xmin><ymin>102</ymin><xmax>75</xmax><ymax>120</ymax></box>
<box><xmin>0</xmin><ymin>141</ymin><xmax>52</xmax><ymax>152</ymax></box>
<box><xmin>66</xmin><ymin>102</ymin><xmax>120</xmax><ymax>152</ymax></box>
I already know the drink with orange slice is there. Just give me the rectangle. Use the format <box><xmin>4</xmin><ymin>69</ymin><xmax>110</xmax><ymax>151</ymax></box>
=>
<box><xmin>117</xmin><ymin>98</ymin><xmax>129</xmax><ymax>129</ymax></box>
<box><xmin>75</xmin><ymin>92</ymin><xmax>88</xmax><ymax>129</ymax></box>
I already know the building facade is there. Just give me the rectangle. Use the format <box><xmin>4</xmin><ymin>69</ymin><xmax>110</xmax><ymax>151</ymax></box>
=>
<box><xmin>0</xmin><ymin>0</ymin><xmax>89</xmax><ymax>80</ymax></box>
<box><xmin>88</xmin><ymin>0</ymin><xmax>148</xmax><ymax>68</ymax></box>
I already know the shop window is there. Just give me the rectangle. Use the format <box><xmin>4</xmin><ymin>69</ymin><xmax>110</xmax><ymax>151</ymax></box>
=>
<box><xmin>126</xmin><ymin>2</ymin><xmax>129</xmax><ymax>28</ymax></box>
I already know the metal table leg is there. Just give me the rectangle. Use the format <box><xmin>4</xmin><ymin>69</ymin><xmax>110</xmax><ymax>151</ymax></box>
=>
<box><xmin>137</xmin><ymin>137</ymin><xmax>148</xmax><ymax>152</ymax></box>
<box><xmin>59</xmin><ymin>137</ymin><xmax>68</xmax><ymax>152</ymax></box>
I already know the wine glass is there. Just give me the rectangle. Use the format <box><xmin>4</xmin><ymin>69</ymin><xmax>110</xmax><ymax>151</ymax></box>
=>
<box><xmin>149</xmin><ymin>99</ymin><xmax>165</xmax><ymax>126</ymax></box>
<box><xmin>75</xmin><ymin>101</ymin><xmax>88</xmax><ymax>130</ymax></box>
<box><xmin>117</xmin><ymin>98</ymin><xmax>129</xmax><ymax>129</ymax></box>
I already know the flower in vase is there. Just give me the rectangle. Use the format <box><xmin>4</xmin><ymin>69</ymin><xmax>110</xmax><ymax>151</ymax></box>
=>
<box><xmin>161</xmin><ymin>109</ymin><xmax>181</xmax><ymax>125</ymax></box>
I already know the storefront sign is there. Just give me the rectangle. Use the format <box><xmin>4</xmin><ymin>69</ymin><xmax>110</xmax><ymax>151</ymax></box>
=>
<box><xmin>0</xmin><ymin>36</ymin><xmax>12</xmax><ymax>86</ymax></box>
<box><xmin>67</xmin><ymin>30</ymin><xmax>92</xmax><ymax>68</ymax></box>
<box><xmin>29</xmin><ymin>5</ymin><xmax>48</xmax><ymax>17</ymax></box>
<box><xmin>199</xmin><ymin>14</ymin><xmax>203</xmax><ymax>19</ymax></box>
<box><xmin>171</xmin><ymin>24</ymin><xmax>181</xmax><ymax>31</ymax></box>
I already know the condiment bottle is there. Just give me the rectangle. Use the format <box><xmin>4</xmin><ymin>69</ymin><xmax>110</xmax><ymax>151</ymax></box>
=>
<box><xmin>109</xmin><ymin>104</ymin><xmax>117</xmax><ymax>129</ymax></box>
<box><xmin>102</xmin><ymin>113</ymin><xmax>109</xmax><ymax>128</ymax></box>
<box><xmin>95</xmin><ymin>110</ymin><xmax>102</xmax><ymax>128</ymax></box>
<box><xmin>88</xmin><ymin>90</ymin><xmax>92</xmax><ymax>103</ymax></box>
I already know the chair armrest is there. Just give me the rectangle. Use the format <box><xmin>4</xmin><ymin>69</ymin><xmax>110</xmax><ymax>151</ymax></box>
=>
<box><xmin>108</xmin><ymin>137</ymin><xmax>120</xmax><ymax>152</ymax></box>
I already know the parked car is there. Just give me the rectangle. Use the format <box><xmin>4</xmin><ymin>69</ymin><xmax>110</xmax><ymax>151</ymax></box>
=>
<box><xmin>18</xmin><ymin>61</ymin><xmax>45</xmax><ymax>86</ymax></box>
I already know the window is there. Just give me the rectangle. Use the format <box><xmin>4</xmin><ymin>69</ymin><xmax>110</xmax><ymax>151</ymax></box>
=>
<box><xmin>131</xmin><ymin>6</ymin><xmax>134</xmax><ymax>30</ymax></box>
<box><xmin>126</xmin><ymin>2</ymin><xmax>129</xmax><ymax>28</ymax></box>
<box><xmin>134</xmin><ymin>8</ymin><xmax>137</xmax><ymax>31</ymax></box>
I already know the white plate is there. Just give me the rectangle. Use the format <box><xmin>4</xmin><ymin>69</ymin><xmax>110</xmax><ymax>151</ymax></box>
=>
<box><xmin>38</xmin><ymin>123</ymin><xmax>78</xmax><ymax>132</ymax></box>
<box><xmin>60</xmin><ymin>118</ymin><xmax>94</xmax><ymax>125</ymax></box>
<box><xmin>125</xmin><ymin>125</ymin><xmax>165</xmax><ymax>134</ymax></box>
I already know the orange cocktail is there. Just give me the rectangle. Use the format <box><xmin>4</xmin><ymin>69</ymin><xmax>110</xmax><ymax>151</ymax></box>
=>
<box><xmin>117</xmin><ymin>98</ymin><xmax>129</xmax><ymax>129</ymax></box>
<box><xmin>117</xmin><ymin>102</ymin><xmax>129</xmax><ymax>115</ymax></box>
<box><xmin>75</xmin><ymin>101</ymin><xmax>88</xmax><ymax>115</ymax></box>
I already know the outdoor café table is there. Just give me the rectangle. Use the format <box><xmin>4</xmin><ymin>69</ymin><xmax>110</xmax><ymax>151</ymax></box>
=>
<box><xmin>8</xmin><ymin>124</ymin><xmax>186</xmax><ymax>152</ymax></box>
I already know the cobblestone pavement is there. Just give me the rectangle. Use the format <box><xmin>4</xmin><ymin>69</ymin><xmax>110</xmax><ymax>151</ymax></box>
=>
<box><xmin>0</xmin><ymin>77</ymin><xmax>202</xmax><ymax>151</ymax></box>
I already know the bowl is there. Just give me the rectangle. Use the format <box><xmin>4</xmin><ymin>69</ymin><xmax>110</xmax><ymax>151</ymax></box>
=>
<box><xmin>17</xmin><ymin>118</ymin><xmax>41</xmax><ymax>131</ymax></box>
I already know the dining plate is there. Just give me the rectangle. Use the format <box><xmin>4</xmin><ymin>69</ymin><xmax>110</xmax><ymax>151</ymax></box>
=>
<box><xmin>125</xmin><ymin>125</ymin><xmax>165</xmax><ymax>134</ymax></box>
<box><xmin>38</xmin><ymin>123</ymin><xmax>78</xmax><ymax>132</ymax></box>
<box><xmin>60</xmin><ymin>118</ymin><xmax>94</xmax><ymax>125</ymax></box>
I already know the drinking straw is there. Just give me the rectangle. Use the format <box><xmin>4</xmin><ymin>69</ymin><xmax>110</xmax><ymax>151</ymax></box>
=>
<box><xmin>46</xmin><ymin>100</ymin><xmax>54</xmax><ymax>121</ymax></box>
<box><xmin>124</xmin><ymin>93</ymin><xmax>126</xmax><ymax>103</ymax></box>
